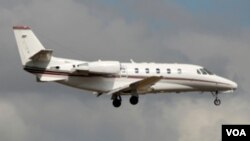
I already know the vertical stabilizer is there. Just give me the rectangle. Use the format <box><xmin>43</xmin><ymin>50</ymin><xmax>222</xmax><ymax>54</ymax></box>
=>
<box><xmin>13</xmin><ymin>26</ymin><xmax>51</xmax><ymax>65</ymax></box>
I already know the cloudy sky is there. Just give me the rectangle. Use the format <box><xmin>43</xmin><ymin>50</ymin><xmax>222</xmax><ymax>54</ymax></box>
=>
<box><xmin>0</xmin><ymin>0</ymin><xmax>250</xmax><ymax>141</ymax></box>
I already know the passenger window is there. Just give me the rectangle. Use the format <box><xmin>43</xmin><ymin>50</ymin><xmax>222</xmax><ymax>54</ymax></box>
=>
<box><xmin>135</xmin><ymin>68</ymin><xmax>139</xmax><ymax>73</ymax></box>
<box><xmin>167</xmin><ymin>68</ymin><xmax>171</xmax><ymax>74</ymax></box>
<box><xmin>145</xmin><ymin>68</ymin><xmax>149</xmax><ymax>74</ymax></box>
<box><xmin>177</xmin><ymin>68</ymin><xmax>182</xmax><ymax>74</ymax></box>
<box><xmin>156</xmin><ymin>68</ymin><xmax>160</xmax><ymax>74</ymax></box>
<box><xmin>51</xmin><ymin>66</ymin><xmax>60</xmax><ymax>70</ymax></box>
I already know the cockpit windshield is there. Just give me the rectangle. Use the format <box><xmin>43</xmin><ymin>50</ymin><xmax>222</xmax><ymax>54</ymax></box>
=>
<box><xmin>197</xmin><ymin>68</ymin><xmax>213</xmax><ymax>75</ymax></box>
<box><xmin>203</xmin><ymin>68</ymin><xmax>213</xmax><ymax>75</ymax></box>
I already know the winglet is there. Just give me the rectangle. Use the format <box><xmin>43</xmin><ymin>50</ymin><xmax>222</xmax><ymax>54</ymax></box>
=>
<box><xmin>13</xmin><ymin>26</ymin><xmax>31</xmax><ymax>30</ymax></box>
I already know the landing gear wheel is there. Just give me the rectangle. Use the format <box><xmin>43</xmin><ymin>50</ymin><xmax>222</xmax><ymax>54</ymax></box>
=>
<box><xmin>130</xmin><ymin>96</ymin><xmax>139</xmax><ymax>105</ymax></box>
<box><xmin>211</xmin><ymin>91</ymin><xmax>221</xmax><ymax>106</ymax></box>
<box><xmin>112</xmin><ymin>95</ymin><xmax>122</xmax><ymax>108</ymax></box>
<box><xmin>113</xmin><ymin>99</ymin><xmax>121</xmax><ymax>107</ymax></box>
<box><xmin>214</xmin><ymin>98</ymin><xmax>221</xmax><ymax>106</ymax></box>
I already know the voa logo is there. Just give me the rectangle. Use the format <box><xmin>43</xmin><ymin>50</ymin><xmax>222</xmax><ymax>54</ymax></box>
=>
<box><xmin>226</xmin><ymin>129</ymin><xmax>246</xmax><ymax>136</ymax></box>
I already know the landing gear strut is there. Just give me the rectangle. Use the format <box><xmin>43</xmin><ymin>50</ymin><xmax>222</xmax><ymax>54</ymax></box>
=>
<box><xmin>130</xmin><ymin>96</ymin><xmax>139</xmax><ymax>105</ymax></box>
<box><xmin>112</xmin><ymin>95</ymin><xmax>122</xmax><ymax>108</ymax></box>
<box><xmin>212</xmin><ymin>91</ymin><xmax>221</xmax><ymax>106</ymax></box>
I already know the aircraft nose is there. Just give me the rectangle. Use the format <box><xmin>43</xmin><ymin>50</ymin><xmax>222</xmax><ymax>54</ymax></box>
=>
<box><xmin>230</xmin><ymin>81</ymin><xmax>238</xmax><ymax>90</ymax></box>
<box><xmin>217</xmin><ymin>76</ymin><xmax>238</xmax><ymax>90</ymax></box>
<box><xmin>225</xmin><ymin>79</ymin><xmax>238</xmax><ymax>90</ymax></box>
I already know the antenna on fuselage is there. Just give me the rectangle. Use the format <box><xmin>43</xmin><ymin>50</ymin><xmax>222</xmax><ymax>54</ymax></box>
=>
<box><xmin>130</xmin><ymin>59</ymin><xmax>135</xmax><ymax>63</ymax></box>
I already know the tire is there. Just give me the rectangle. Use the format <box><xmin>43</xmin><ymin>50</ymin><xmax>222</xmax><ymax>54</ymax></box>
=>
<box><xmin>214</xmin><ymin>99</ymin><xmax>221</xmax><ymax>106</ymax></box>
<box><xmin>113</xmin><ymin>99</ymin><xmax>121</xmax><ymax>107</ymax></box>
<box><xmin>130</xmin><ymin>96</ymin><xmax>139</xmax><ymax>105</ymax></box>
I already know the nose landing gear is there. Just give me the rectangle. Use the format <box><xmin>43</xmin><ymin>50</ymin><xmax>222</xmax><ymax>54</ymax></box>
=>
<box><xmin>212</xmin><ymin>91</ymin><xmax>221</xmax><ymax>106</ymax></box>
<box><xmin>214</xmin><ymin>98</ymin><xmax>221</xmax><ymax>106</ymax></box>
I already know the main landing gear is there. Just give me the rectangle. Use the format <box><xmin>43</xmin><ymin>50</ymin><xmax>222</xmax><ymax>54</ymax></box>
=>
<box><xmin>112</xmin><ymin>95</ymin><xmax>122</xmax><ymax>108</ymax></box>
<box><xmin>212</xmin><ymin>91</ymin><xmax>221</xmax><ymax>106</ymax></box>
<box><xmin>111</xmin><ymin>95</ymin><xmax>139</xmax><ymax>108</ymax></box>
<box><xmin>130</xmin><ymin>96</ymin><xmax>139</xmax><ymax>105</ymax></box>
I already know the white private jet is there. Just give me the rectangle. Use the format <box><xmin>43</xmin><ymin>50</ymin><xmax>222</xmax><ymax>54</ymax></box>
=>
<box><xmin>13</xmin><ymin>26</ymin><xmax>237</xmax><ymax>107</ymax></box>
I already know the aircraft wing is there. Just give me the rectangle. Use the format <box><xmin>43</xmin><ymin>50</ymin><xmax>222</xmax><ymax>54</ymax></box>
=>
<box><xmin>129</xmin><ymin>76</ymin><xmax>163</xmax><ymax>92</ymax></box>
<box><xmin>106</xmin><ymin>76</ymin><xmax>163</xmax><ymax>96</ymax></box>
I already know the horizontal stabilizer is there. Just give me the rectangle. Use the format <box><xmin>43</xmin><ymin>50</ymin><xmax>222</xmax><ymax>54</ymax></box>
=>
<box><xmin>36</xmin><ymin>74</ymin><xmax>67</xmax><ymax>82</ymax></box>
<box><xmin>30</xmin><ymin>49</ymin><xmax>53</xmax><ymax>61</ymax></box>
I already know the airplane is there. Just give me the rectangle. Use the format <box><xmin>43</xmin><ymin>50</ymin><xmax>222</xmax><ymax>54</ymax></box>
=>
<box><xmin>13</xmin><ymin>26</ymin><xmax>238</xmax><ymax>108</ymax></box>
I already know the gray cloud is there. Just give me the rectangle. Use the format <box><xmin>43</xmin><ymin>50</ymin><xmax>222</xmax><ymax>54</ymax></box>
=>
<box><xmin>0</xmin><ymin>0</ymin><xmax>250</xmax><ymax>141</ymax></box>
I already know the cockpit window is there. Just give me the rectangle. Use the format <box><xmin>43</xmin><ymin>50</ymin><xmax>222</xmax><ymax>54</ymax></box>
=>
<box><xmin>203</xmin><ymin>68</ymin><xmax>213</xmax><ymax>75</ymax></box>
<box><xmin>200</xmin><ymin>69</ymin><xmax>207</xmax><ymax>75</ymax></box>
<box><xmin>199</xmin><ymin>68</ymin><xmax>213</xmax><ymax>75</ymax></box>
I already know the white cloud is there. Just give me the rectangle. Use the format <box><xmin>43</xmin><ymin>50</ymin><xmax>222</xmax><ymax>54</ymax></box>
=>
<box><xmin>174</xmin><ymin>97</ymin><xmax>250</xmax><ymax>141</ymax></box>
<box><xmin>0</xmin><ymin>0</ymin><xmax>250</xmax><ymax>141</ymax></box>
<box><xmin>2</xmin><ymin>92</ymin><xmax>249</xmax><ymax>141</ymax></box>
<box><xmin>0</xmin><ymin>100</ymin><xmax>28</xmax><ymax>141</ymax></box>
<box><xmin>165</xmin><ymin>31</ymin><xmax>250</xmax><ymax>77</ymax></box>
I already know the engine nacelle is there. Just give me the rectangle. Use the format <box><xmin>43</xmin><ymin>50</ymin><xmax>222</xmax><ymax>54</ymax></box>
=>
<box><xmin>77</xmin><ymin>61</ymin><xmax>121</xmax><ymax>74</ymax></box>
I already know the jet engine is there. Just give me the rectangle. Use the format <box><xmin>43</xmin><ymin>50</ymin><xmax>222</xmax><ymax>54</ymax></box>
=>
<box><xmin>77</xmin><ymin>61</ymin><xmax>121</xmax><ymax>74</ymax></box>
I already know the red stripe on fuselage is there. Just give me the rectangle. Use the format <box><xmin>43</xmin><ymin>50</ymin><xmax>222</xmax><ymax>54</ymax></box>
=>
<box><xmin>24</xmin><ymin>67</ymin><xmax>230</xmax><ymax>86</ymax></box>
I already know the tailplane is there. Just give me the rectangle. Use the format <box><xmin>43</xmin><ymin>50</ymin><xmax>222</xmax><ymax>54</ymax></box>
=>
<box><xmin>13</xmin><ymin>26</ymin><xmax>53</xmax><ymax>65</ymax></box>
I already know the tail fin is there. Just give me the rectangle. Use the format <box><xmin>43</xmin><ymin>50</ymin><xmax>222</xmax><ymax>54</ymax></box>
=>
<box><xmin>13</xmin><ymin>26</ymin><xmax>53</xmax><ymax>65</ymax></box>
